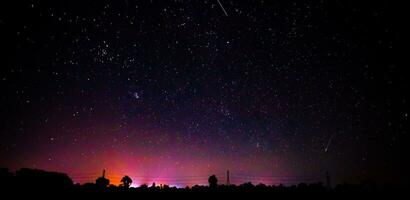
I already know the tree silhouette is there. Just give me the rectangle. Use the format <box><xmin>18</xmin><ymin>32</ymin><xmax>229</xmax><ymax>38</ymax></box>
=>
<box><xmin>120</xmin><ymin>175</ymin><xmax>132</xmax><ymax>188</ymax></box>
<box><xmin>208</xmin><ymin>175</ymin><xmax>218</xmax><ymax>188</ymax></box>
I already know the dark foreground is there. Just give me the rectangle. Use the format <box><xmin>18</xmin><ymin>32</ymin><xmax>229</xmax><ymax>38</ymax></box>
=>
<box><xmin>0</xmin><ymin>168</ymin><xmax>405</xmax><ymax>198</ymax></box>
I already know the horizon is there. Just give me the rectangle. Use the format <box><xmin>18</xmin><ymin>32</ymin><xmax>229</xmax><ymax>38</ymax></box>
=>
<box><xmin>2</xmin><ymin>166</ymin><xmax>384</xmax><ymax>188</ymax></box>
<box><xmin>1</xmin><ymin>167</ymin><xmax>342</xmax><ymax>188</ymax></box>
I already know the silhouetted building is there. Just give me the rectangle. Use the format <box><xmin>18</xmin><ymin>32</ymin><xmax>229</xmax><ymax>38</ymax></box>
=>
<box><xmin>95</xmin><ymin>169</ymin><xmax>109</xmax><ymax>188</ymax></box>
<box><xmin>15</xmin><ymin>168</ymin><xmax>73</xmax><ymax>190</ymax></box>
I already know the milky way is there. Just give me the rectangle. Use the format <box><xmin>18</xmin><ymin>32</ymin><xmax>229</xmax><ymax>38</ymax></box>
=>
<box><xmin>0</xmin><ymin>0</ymin><xmax>406</xmax><ymax>186</ymax></box>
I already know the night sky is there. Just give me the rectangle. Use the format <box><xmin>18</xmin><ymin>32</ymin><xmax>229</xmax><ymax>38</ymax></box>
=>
<box><xmin>0</xmin><ymin>0</ymin><xmax>406</xmax><ymax>187</ymax></box>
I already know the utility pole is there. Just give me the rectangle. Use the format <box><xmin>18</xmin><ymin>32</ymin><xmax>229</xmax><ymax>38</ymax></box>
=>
<box><xmin>102</xmin><ymin>169</ymin><xmax>106</xmax><ymax>178</ymax></box>
<box><xmin>227</xmin><ymin>170</ymin><xmax>230</xmax><ymax>186</ymax></box>
<box><xmin>326</xmin><ymin>171</ymin><xmax>331</xmax><ymax>189</ymax></box>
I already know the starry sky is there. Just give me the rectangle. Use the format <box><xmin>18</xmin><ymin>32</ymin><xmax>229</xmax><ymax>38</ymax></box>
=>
<box><xmin>0</xmin><ymin>0</ymin><xmax>406</xmax><ymax>186</ymax></box>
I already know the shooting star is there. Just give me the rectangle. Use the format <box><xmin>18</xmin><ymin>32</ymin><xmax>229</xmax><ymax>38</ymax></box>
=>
<box><xmin>324</xmin><ymin>134</ymin><xmax>335</xmax><ymax>153</ymax></box>
<box><xmin>216</xmin><ymin>0</ymin><xmax>229</xmax><ymax>16</ymax></box>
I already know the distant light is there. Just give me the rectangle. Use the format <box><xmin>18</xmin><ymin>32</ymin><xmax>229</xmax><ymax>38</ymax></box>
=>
<box><xmin>130</xmin><ymin>182</ymin><xmax>140</xmax><ymax>188</ymax></box>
